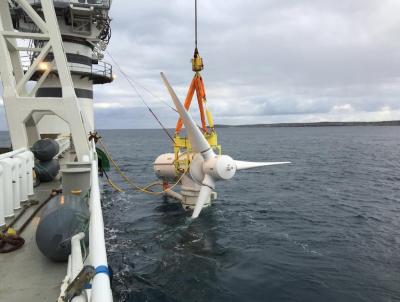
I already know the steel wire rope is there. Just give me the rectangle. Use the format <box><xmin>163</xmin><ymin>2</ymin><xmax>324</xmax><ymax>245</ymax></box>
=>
<box><xmin>98</xmin><ymin>138</ymin><xmax>187</xmax><ymax>196</ymax></box>
<box><xmin>105</xmin><ymin>50</ymin><xmax>176</xmax><ymax>143</ymax></box>
<box><xmin>107</xmin><ymin>50</ymin><xmax>177</xmax><ymax>113</ymax></box>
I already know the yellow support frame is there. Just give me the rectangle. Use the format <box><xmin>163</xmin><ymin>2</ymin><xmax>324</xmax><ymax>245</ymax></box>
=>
<box><xmin>173</xmin><ymin>130</ymin><xmax>221</xmax><ymax>174</ymax></box>
<box><xmin>173</xmin><ymin>48</ymin><xmax>220</xmax><ymax>175</ymax></box>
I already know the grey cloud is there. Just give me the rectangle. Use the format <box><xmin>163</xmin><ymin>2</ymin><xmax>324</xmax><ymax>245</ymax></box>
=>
<box><xmin>1</xmin><ymin>0</ymin><xmax>400</xmax><ymax>130</ymax></box>
<box><xmin>94</xmin><ymin>106</ymin><xmax>178</xmax><ymax>129</ymax></box>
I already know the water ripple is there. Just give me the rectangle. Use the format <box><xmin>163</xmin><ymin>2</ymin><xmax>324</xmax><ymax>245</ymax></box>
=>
<box><xmin>97</xmin><ymin>127</ymin><xmax>400</xmax><ymax>302</ymax></box>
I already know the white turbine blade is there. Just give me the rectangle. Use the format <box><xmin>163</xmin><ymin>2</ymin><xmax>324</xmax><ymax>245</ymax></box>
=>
<box><xmin>192</xmin><ymin>185</ymin><xmax>213</xmax><ymax>219</ymax></box>
<box><xmin>192</xmin><ymin>174</ymin><xmax>215</xmax><ymax>219</ymax></box>
<box><xmin>235</xmin><ymin>161</ymin><xmax>291</xmax><ymax>171</ymax></box>
<box><xmin>161</xmin><ymin>72</ymin><xmax>213</xmax><ymax>157</ymax></box>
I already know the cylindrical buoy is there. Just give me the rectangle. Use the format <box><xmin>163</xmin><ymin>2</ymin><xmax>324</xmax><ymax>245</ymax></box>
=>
<box><xmin>31</xmin><ymin>139</ymin><xmax>59</xmax><ymax>161</ymax></box>
<box><xmin>34</xmin><ymin>159</ymin><xmax>60</xmax><ymax>182</ymax></box>
<box><xmin>36</xmin><ymin>194</ymin><xmax>89</xmax><ymax>262</ymax></box>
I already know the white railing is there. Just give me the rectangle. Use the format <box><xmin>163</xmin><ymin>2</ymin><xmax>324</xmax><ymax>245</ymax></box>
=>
<box><xmin>88</xmin><ymin>141</ymin><xmax>113</xmax><ymax>301</ymax></box>
<box><xmin>0</xmin><ymin>148</ymin><xmax>34</xmax><ymax>227</ymax></box>
<box><xmin>1</xmin><ymin>145</ymin><xmax>113</xmax><ymax>301</ymax></box>
<box><xmin>61</xmin><ymin>141</ymin><xmax>113</xmax><ymax>301</ymax></box>
<box><xmin>70</xmin><ymin>232</ymin><xmax>86</xmax><ymax>302</ymax></box>
<box><xmin>56</xmin><ymin>136</ymin><xmax>71</xmax><ymax>157</ymax></box>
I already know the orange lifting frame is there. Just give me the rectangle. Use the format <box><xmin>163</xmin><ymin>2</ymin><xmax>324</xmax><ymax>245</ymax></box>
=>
<box><xmin>175</xmin><ymin>74</ymin><xmax>208</xmax><ymax>134</ymax></box>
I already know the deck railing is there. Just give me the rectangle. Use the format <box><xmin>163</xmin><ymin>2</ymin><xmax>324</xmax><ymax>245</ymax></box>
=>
<box><xmin>29</xmin><ymin>0</ymin><xmax>112</xmax><ymax>9</ymax></box>
<box><xmin>1</xmin><ymin>143</ymin><xmax>112</xmax><ymax>301</ymax></box>
<box><xmin>55</xmin><ymin>136</ymin><xmax>71</xmax><ymax>157</ymax></box>
<box><xmin>88</xmin><ymin>140</ymin><xmax>113</xmax><ymax>301</ymax></box>
<box><xmin>0</xmin><ymin>148</ymin><xmax>34</xmax><ymax>227</ymax></box>
<box><xmin>62</xmin><ymin>141</ymin><xmax>113</xmax><ymax>301</ymax></box>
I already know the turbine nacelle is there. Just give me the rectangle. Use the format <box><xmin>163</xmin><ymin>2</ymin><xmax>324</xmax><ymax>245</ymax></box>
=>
<box><xmin>153</xmin><ymin>153</ymin><xmax>236</xmax><ymax>183</ymax></box>
<box><xmin>153</xmin><ymin>153</ymin><xmax>176</xmax><ymax>181</ymax></box>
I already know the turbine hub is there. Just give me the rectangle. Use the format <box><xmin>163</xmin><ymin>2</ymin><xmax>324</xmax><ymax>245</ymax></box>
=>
<box><xmin>203</xmin><ymin>155</ymin><xmax>236</xmax><ymax>180</ymax></box>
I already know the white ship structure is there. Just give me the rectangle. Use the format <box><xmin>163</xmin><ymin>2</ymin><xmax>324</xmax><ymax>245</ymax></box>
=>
<box><xmin>0</xmin><ymin>0</ymin><xmax>114</xmax><ymax>301</ymax></box>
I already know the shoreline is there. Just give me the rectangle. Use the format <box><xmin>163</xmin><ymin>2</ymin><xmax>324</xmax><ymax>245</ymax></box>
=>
<box><xmin>0</xmin><ymin>120</ymin><xmax>399</xmax><ymax>132</ymax></box>
<box><xmin>215</xmin><ymin>120</ymin><xmax>400</xmax><ymax>128</ymax></box>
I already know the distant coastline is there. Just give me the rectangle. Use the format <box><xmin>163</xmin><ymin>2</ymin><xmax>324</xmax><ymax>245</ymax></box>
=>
<box><xmin>0</xmin><ymin>120</ymin><xmax>400</xmax><ymax>133</ymax></box>
<box><xmin>215</xmin><ymin>120</ymin><xmax>400</xmax><ymax>128</ymax></box>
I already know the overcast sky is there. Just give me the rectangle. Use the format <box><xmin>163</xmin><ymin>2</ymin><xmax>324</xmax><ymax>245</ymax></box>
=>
<box><xmin>1</xmin><ymin>0</ymin><xmax>400</xmax><ymax>129</ymax></box>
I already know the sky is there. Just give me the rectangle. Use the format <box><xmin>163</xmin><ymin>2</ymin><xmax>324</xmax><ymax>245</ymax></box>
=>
<box><xmin>1</xmin><ymin>0</ymin><xmax>400</xmax><ymax>129</ymax></box>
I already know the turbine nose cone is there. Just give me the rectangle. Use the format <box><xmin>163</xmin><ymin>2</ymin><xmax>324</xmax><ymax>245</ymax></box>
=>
<box><xmin>216</xmin><ymin>155</ymin><xmax>237</xmax><ymax>180</ymax></box>
<box><xmin>204</xmin><ymin>155</ymin><xmax>236</xmax><ymax>180</ymax></box>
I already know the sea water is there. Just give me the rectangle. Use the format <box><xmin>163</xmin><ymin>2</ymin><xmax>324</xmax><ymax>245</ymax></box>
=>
<box><xmin>99</xmin><ymin>126</ymin><xmax>400</xmax><ymax>302</ymax></box>
<box><xmin>1</xmin><ymin>126</ymin><xmax>399</xmax><ymax>302</ymax></box>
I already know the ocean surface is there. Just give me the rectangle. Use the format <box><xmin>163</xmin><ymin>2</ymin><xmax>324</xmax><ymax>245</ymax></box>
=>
<box><xmin>1</xmin><ymin>126</ymin><xmax>400</xmax><ymax>302</ymax></box>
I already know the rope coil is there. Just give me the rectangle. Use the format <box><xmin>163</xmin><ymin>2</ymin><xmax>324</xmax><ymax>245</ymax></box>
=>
<box><xmin>0</xmin><ymin>233</ymin><xmax>25</xmax><ymax>253</ymax></box>
<box><xmin>0</xmin><ymin>189</ymin><xmax>61</xmax><ymax>253</ymax></box>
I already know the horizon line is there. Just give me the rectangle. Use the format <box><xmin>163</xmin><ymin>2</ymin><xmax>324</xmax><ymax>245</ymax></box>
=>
<box><xmin>0</xmin><ymin>119</ymin><xmax>399</xmax><ymax>132</ymax></box>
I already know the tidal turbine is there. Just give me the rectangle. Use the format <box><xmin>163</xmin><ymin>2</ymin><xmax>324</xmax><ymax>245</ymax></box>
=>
<box><xmin>154</xmin><ymin>73</ymin><xmax>291</xmax><ymax>218</ymax></box>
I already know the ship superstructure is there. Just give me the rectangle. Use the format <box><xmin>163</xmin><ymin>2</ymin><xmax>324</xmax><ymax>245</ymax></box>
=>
<box><xmin>0</xmin><ymin>0</ymin><xmax>114</xmax><ymax>301</ymax></box>
<box><xmin>0</xmin><ymin>0</ymin><xmax>113</xmax><ymax>157</ymax></box>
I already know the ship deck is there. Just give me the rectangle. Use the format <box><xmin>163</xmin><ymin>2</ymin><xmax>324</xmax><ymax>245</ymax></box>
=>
<box><xmin>0</xmin><ymin>180</ymin><xmax>66</xmax><ymax>302</ymax></box>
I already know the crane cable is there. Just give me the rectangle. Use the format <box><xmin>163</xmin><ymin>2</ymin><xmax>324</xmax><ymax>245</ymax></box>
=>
<box><xmin>105</xmin><ymin>50</ymin><xmax>175</xmax><ymax>143</ymax></box>
<box><xmin>120</xmin><ymin>72</ymin><xmax>178</xmax><ymax>114</ymax></box>
<box><xmin>98</xmin><ymin>138</ymin><xmax>188</xmax><ymax>196</ymax></box>
<box><xmin>106</xmin><ymin>49</ymin><xmax>176</xmax><ymax>112</ymax></box>
<box><xmin>195</xmin><ymin>0</ymin><xmax>198</xmax><ymax>49</ymax></box>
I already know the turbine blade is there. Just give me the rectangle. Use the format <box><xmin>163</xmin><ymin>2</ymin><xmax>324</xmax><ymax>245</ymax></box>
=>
<box><xmin>235</xmin><ymin>161</ymin><xmax>291</xmax><ymax>171</ymax></box>
<box><xmin>161</xmin><ymin>72</ymin><xmax>214</xmax><ymax>158</ymax></box>
<box><xmin>192</xmin><ymin>174</ymin><xmax>215</xmax><ymax>219</ymax></box>
<box><xmin>191</xmin><ymin>185</ymin><xmax>213</xmax><ymax>219</ymax></box>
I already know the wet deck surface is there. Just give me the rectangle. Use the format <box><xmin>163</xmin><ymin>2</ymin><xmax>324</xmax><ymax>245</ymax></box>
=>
<box><xmin>0</xmin><ymin>181</ymin><xmax>66</xmax><ymax>302</ymax></box>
